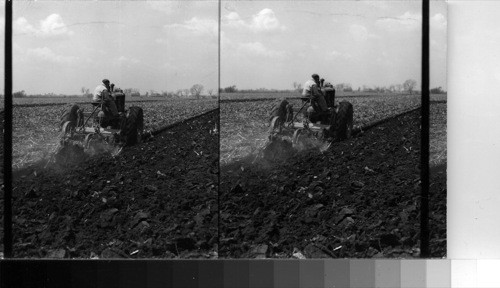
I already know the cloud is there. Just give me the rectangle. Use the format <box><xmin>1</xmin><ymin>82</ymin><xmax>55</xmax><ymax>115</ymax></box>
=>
<box><xmin>223</xmin><ymin>9</ymin><xmax>286</xmax><ymax>32</ymax></box>
<box><xmin>224</xmin><ymin>12</ymin><xmax>246</xmax><ymax>28</ymax></box>
<box><xmin>349</xmin><ymin>24</ymin><xmax>377</xmax><ymax>41</ymax></box>
<box><xmin>431</xmin><ymin>13</ymin><xmax>447</xmax><ymax>30</ymax></box>
<box><xmin>250</xmin><ymin>9</ymin><xmax>286</xmax><ymax>32</ymax></box>
<box><xmin>366</xmin><ymin>2</ymin><xmax>390</xmax><ymax>10</ymax></box>
<box><xmin>376</xmin><ymin>11</ymin><xmax>422</xmax><ymax>31</ymax></box>
<box><xmin>14</xmin><ymin>17</ymin><xmax>37</xmax><ymax>34</ymax></box>
<box><xmin>14</xmin><ymin>14</ymin><xmax>73</xmax><ymax>37</ymax></box>
<box><xmin>26</xmin><ymin>47</ymin><xmax>78</xmax><ymax>64</ymax></box>
<box><xmin>327</xmin><ymin>50</ymin><xmax>352</xmax><ymax>60</ymax></box>
<box><xmin>148</xmin><ymin>2</ymin><xmax>175</xmax><ymax>14</ymax></box>
<box><xmin>117</xmin><ymin>56</ymin><xmax>140</xmax><ymax>65</ymax></box>
<box><xmin>238</xmin><ymin>42</ymin><xmax>287</xmax><ymax>58</ymax></box>
<box><xmin>165</xmin><ymin>17</ymin><xmax>218</xmax><ymax>36</ymax></box>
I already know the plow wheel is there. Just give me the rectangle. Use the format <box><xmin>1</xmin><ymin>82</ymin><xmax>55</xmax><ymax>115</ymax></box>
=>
<box><xmin>60</xmin><ymin>121</ymin><xmax>74</xmax><ymax>140</ymax></box>
<box><xmin>292</xmin><ymin>129</ymin><xmax>306</xmax><ymax>148</ymax></box>
<box><xmin>291</xmin><ymin>128</ymin><xmax>318</xmax><ymax>150</ymax></box>
<box><xmin>269</xmin><ymin>116</ymin><xmax>282</xmax><ymax>136</ymax></box>
<box><xmin>332</xmin><ymin>101</ymin><xmax>353</xmax><ymax>141</ymax></box>
<box><xmin>121</xmin><ymin>106</ymin><xmax>144</xmax><ymax>146</ymax></box>
<box><xmin>60</xmin><ymin>104</ymin><xmax>83</xmax><ymax>131</ymax></box>
<box><xmin>84</xmin><ymin>133</ymin><xmax>111</xmax><ymax>155</ymax></box>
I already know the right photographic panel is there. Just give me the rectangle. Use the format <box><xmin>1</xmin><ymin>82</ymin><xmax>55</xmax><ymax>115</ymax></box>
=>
<box><xmin>220</xmin><ymin>0</ymin><xmax>446</xmax><ymax>258</ymax></box>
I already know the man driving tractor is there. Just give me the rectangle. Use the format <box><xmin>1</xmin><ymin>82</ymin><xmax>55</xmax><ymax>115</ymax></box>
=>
<box><xmin>92</xmin><ymin>79</ymin><xmax>119</xmax><ymax>118</ymax></box>
<box><xmin>302</xmin><ymin>74</ymin><xmax>329</xmax><ymax>114</ymax></box>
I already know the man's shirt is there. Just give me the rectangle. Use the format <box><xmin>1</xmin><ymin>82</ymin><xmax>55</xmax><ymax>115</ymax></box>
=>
<box><xmin>93</xmin><ymin>84</ymin><xmax>109</xmax><ymax>102</ymax></box>
<box><xmin>302</xmin><ymin>79</ymin><xmax>320</xmax><ymax>97</ymax></box>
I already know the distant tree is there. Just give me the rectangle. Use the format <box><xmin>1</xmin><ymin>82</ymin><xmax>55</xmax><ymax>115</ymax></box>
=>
<box><xmin>293</xmin><ymin>82</ymin><xmax>302</xmax><ymax>92</ymax></box>
<box><xmin>13</xmin><ymin>90</ymin><xmax>26</xmax><ymax>98</ymax></box>
<box><xmin>430</xmin><ymin>86</ymin><xmax>445</xmax><ymax>94</ymax></box>
<box><xmin>81</xmin><ymin>87</ymin><xmax>91</xmax><ymax>98</ymax></box>
<box><xmin>150</xmin><ymin>90</ymin><xmax>162</xmax><ymax>97</ymax></box>
<box><xmin>403</xmin><ymin>79</ymin><xmax>417</xmax><ymax>94</ymax></box>
<box><xmin>207</xmin><ymin>89</ymin><xmax>214</xmax><ymax>96</ymax></box>
<box><xmin>335</xmin><ymin>83</ymin><xmax>352</xmax><ymax>92</ymax></box>
<box><xmin>222</xmin><ymin>85</ymin><xmax>237</xmax><ymax>93</ymax></box>
<box><xmin>190</xmin><ymin>84</ymin><xmax>204</xmax><ymax>99</ymax></box>
<box><xmin>362</xmin><ymin>85</ymin><xmax>371</xmax><ymax>92</ymax></box>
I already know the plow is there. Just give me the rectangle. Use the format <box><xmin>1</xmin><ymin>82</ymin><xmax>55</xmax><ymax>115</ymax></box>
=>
<box><xmin>262</xmin><ymin>86</ymin><xmax>354</xmax><ymax>159</ymax></box>
<box><xmin>51</xmin><ymin>88</ymin><xmax>144</xmax><ymax>165</ymax></box>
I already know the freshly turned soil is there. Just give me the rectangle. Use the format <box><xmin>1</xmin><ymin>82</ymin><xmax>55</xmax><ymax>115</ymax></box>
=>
<box><xmin>220</xmin><ymin>108</ymin><xmax>446</xmax><ymax>258</ymax></box>
<box><xmin>10</xmin><ymin>111</ymin><xmax>219</xmax><ymax>259</ymax></box>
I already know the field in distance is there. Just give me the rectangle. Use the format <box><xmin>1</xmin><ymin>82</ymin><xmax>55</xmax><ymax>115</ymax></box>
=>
<box><xmin>0</xmin><ymin>95</ymin><xmax>217</xmax><ymax>108</ymax></box>
<box><xmin>220</xmin><ymin>91</ymin><xmax>447</xmax><ymax>101</ymax></box>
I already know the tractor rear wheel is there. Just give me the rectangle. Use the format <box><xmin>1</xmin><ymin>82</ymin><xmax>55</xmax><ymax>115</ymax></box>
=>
<box><xmin>333</xmin><ymin>101</ymin><xmax>353</xmax><ymax>141</ymax></box>
<box><xmin>121</xmin><ymin>106</ymin><xmax>144</xmax><ymax>146</ymax></box>
<box><xmin>60</xmin><ymin>104</ymin><xmax>82</xmax><ymax>131</ymax></box>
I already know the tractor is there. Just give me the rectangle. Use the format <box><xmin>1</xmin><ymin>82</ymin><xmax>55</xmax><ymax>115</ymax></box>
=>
<box><xmin>55</xmin><ymin>87</ymin><xmax>144</xmax><ymax>164</ymax></box>
<box><xmin>265</xmin><ymin>84</ymin><xmax>353</xmax><ymax>157</ymax></box>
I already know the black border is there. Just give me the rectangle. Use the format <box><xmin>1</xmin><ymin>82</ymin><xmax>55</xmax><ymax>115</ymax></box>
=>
<box><xmin>420</xmin><ymin>0</ymin><xmax>430</xmax><ymax>257</ymax></box>
<box><xmin>3</xmin><ymin>0</ymin><xmax>13</xmax><ymax>259</ymax></box>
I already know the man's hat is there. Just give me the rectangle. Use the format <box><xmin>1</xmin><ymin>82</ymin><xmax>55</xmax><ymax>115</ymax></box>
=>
<box><xmin>102</xmin><ymin>79</ymin><xmax>110</xmax><ymax>84</ymax></box>
<box><xmin>311</xmin><ymin>74</ymin><xmax>319</xmax><ymax>79</ymax></box>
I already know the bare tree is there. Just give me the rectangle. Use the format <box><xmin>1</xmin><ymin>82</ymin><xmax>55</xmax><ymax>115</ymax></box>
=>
<box><xmin>403</xmin><ymin>79</ymin><xmax>417</xmax><ymax>94</ymax></box>
<box><xmin>190</xmin><ymin>84</ymin><xmax>204</xmax><ymax>99</ymax></box>
<box><xmin>293</xmin><ymin>82</ymin><xmax>302</xmax><ymax>92</ymax></box>
<box><xmin>183</xmin><ymin>89</ymin><xmax>190</xmax><ymax>97</ymax></box>
<box><xmin>81</xmin><ymin>87</ymin><xmax>90</xmax><ymax>97</ymax></box>
<box><xmin>207</xmin><ymin>89</ymin><xmax>214</xmax><ymax>96</ymax></box>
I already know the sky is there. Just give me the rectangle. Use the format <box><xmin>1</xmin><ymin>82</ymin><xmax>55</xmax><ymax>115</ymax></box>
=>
<box><xmin>3</xmin><ymin>1</ymin><xmax>218</xmax><ymax>95</ymax></box>
<box><xmin>0</xmin><ymin>0</ymin><xmax>446</xmax><ymax>94</ymax></box>
<box><xmin>221</xmin><ymin>0</ymin><xmax>447</xmax><ymax>90</ymax></box>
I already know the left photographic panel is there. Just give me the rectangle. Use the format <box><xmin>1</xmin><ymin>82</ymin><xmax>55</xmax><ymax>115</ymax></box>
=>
<box><xmin>9</xmin><ymin>1</ymin><xmax>219</xmax><ymax>258</ymax></box>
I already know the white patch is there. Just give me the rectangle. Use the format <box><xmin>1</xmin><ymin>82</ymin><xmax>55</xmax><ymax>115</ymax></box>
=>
<box><xmin>238</xmin><ymin>42</ymin><xmax>287</xmax><ymax>59</ymax></box>
<box><xmin>165</xmin><ymin>17</ymin><xmax>218</xmax><ymax>36</ymax></box>
<box><xmin>15</xmin><ymin>14</ymin><xmax>73</xmax><ymax>37</ymax></box>
<box><xmin>376</xmin><ymin>11</ymin><xmax>422</xmax><ymax>31</ymax></box>
<box><xmin>223</xmin><ymin>8</ymin><xmax>286</xmax><ymax>33</ymax></box>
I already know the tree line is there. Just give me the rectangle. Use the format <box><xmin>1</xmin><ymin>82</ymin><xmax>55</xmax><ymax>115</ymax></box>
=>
<box><xmin>221</xmin><ymin>79</ymin><xmax>446</xmax><ymax>95</ymax></box>
<box><xmin>11</xmin><ymin>84</ymin><xmax>215</xmax><ymax>99</ymax></box>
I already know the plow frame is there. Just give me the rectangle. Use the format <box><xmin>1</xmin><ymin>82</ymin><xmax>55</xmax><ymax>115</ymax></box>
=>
<box><xmin>269</xmin><ymin>97</ymin><xmax>333</xmax><ymax>146</ymax></box>
<box><xmin>60</xmin><ymin>101</ymin><xmax>123</xmax><ymax>149</ymax></box>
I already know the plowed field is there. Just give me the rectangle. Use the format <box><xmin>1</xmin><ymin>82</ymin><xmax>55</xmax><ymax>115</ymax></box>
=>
<box><xmin>220</xmin><ymin>107</ymin><xmax>446</xmax><ymax>258</ymax></box>
<box><xmin>10</xmin><ymin>110</ymin><xmax>219</xmax><ymax>259</ymax></box>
